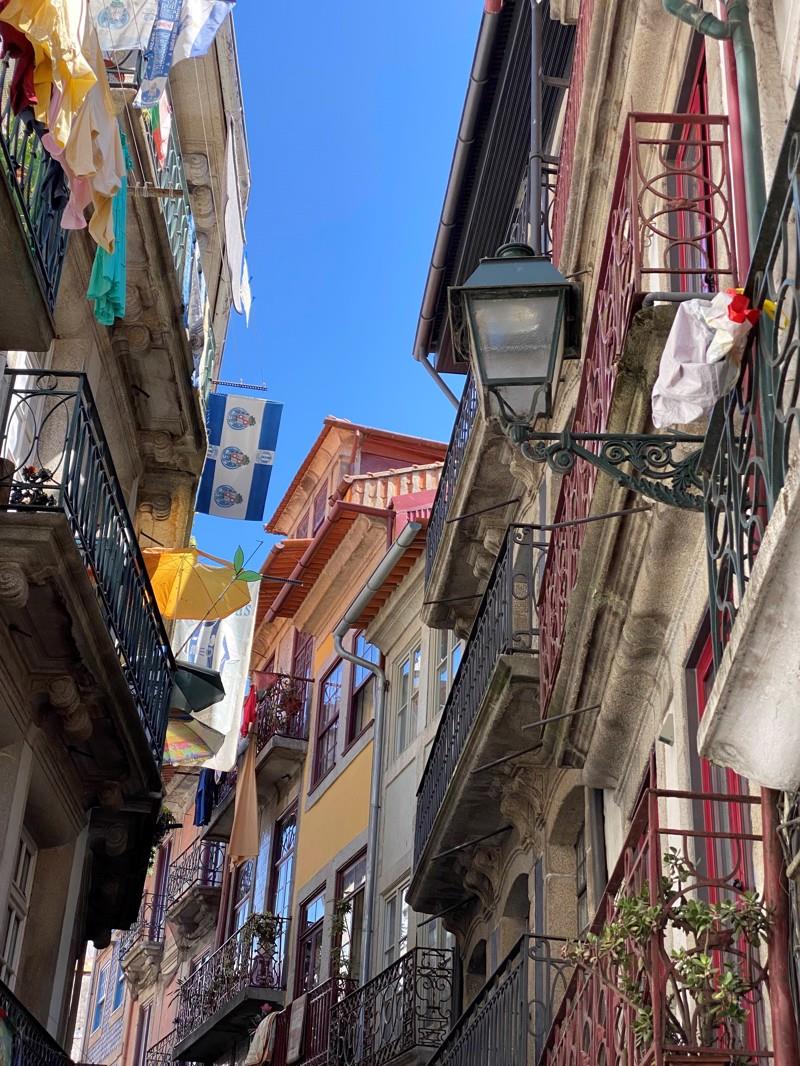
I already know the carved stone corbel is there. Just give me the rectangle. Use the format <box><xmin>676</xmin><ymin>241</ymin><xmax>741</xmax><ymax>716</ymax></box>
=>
<box><xmin>0</xmin><ymin>562</ymin><xmax>29</xmax><ymax>608</ymax></box>
<box><xmin>48</xmin><ymin>676</ymin><xmax>92</xmax><ymax>742</ymax></box>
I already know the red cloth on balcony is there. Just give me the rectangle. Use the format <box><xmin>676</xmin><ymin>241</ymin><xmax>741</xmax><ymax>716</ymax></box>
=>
<box><xmin>253</xmin><ymin>670</ymin><xmax>278</xmax><ymax>694</ymax></box>
<box><xmin>0</xmin><ymin>1</ymin><xmax>38</xmax><ymax>115</ymax></box>
<box><xmin>240</xmin><ymin>686</ymin><xmax>257</xmax><ymax>739</ymax></box>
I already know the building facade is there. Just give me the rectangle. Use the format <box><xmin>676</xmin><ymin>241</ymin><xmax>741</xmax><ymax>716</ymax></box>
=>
<box><xmin>0</xmin><ymin>5</ymin><xmax>246</xmax><ymax>1063</ymax></box>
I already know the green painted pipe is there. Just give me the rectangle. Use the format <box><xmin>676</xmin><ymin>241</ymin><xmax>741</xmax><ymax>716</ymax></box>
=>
<box><xmin>662</xmin><ymin>0</ymin><xmax>767</xmax><ymax>247</ymax></box>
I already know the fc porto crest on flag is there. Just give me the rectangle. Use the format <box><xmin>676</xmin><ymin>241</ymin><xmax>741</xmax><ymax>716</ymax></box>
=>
<box><xmin>196</xmin><ymin>394</ymin><xmax>283</xmax><ymax>521</ymax></box>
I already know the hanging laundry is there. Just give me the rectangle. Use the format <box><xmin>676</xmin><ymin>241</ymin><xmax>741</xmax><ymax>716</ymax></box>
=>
<box><xmin>0</xmin><ymin>0</ymin><xmax>97</xmax><ymax>150</ymax></box>
<box><xmin>240</xmin><ymin>253</ymin><xmax>251</xmax><ymax>325</ymax></box>
<box><xmin>147</xmin><ymin>88</ymin><xmax>172</xmax><ymax>168</ymax></box>
<box><xmin>224</xmin><ymin>114</ymin><xmax>246</xmax><ymax>314</ymax></box>
<box><xmin>89</xmin><ymin>0</ymin><xmax>156</xmax><ymax>50</ymax></box>
<box><xmin>240</xmin><ymin>685</ymin><xmax>257</xmax><ymax>739</ymax></box>
<box><xmin>0</xmin><ymin>2</ymin><xmax>38</xmax><ymax>115</ymax></box>
<box><xmin>42</xmin><ymin>24</ymin><xmax>124</xmax><ymax>250</ymax></box>
<box><xmin>87</xmin><ymin>128</ymin><xmax>130</xmax><ymax>324</ymax></box>
<box><xmin>228</xmin><ymin>732</ymin><xmax>258</xmax><ymax>866</ymax></box>
<box><xmin>193</xmin><ymin>767</ymin><xmax>218</xmax><ymax>826</ymax></box>
<box><xmin>132</xmin><ymin>0</ymin><xmax>235</xmax><ymax>108</ymax></box>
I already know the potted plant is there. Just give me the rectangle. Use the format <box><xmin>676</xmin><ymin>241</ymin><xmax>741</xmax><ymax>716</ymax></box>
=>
<box><xmin>564</xmin><ymin>848</ymin><xmax>770</xmax><ymax>1065</ymax></box>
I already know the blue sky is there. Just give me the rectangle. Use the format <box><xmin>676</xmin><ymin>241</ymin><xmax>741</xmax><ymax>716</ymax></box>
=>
<box><xmin>192</xmin><ymin>1</ymin><xmax>480</xmax><ymax>566</ymax></box>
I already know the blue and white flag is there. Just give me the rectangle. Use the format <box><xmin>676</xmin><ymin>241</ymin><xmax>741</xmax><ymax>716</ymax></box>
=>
<box><xmin>196</xmin><ymin>393</ymin><xmax>283</xmax><ymax>521</ymax></box>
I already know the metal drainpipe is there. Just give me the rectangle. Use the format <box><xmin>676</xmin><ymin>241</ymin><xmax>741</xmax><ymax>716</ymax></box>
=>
<box><xmin>419</xmin><ymin>354</ymin><xmax>459</xmax><ymax>409</ymax></box>
<box><xmin>529</xmin><ymin>0</ymin><xmax>543</xmax><ymax>253</ymax></box>
<box><xmin>332</xmin><ymin>521</ymin><xmax>423</xmax><ymax>983</ymax></box>
<box><xmin>661</xmin><ymin>0</ymin><xmax>766</xmax><ymax>248</ymax></box>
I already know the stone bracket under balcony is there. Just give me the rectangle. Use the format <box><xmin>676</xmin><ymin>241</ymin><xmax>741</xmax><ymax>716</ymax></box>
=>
<box><xmin>121</xmin><ymin>940</ymin><xmax>164</xmax><ymax>999</ymax></box>
<box><xmin>424</xmin><ymin>413</ymin><xmax>534</xmax><ymax>636</ymax></box>
<box><xmin>166</xmin><ymin>883</ymin><xmax>222</xmax><ymax>953</ymax></box>
<box><xmin>409</xmin><ymin>653</ymin><xmax>540</xmax><ymax>915</ymax></box>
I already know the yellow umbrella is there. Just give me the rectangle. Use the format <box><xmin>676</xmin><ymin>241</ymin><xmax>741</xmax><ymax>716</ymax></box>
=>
<box><xmin>143</xmin><ymin>547</ymin><xmax>251</xmax><ymax>620</ymax></box>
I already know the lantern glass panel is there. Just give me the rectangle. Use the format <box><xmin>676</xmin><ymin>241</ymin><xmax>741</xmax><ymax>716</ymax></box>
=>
<box><xmin>469</xmin><ymin>292</ymin><xmax>561</xmax><ymax>385</ymax></box>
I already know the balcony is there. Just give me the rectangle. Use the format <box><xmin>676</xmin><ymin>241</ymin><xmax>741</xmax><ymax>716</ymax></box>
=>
<box><xmin>0</xmin><ymin>57</ymin><xmax>68</xmax><ymax>350</ymax></box>
<box><xmin>537</xmin><ymin>112</ymin><xmax>738</xmax><ymax>719</ymax></box>
<box><xmin>119</xmin><ymin>893</ymin><xmax>166</xmax><ymax>996</ymax></box>
<box><xmin>165</xmin><ymin>838</ymin><xmax>225</xmax><ymax>952</ymax></box>
<box><xmin>411</xmin><ymin>526</ymin><xmax>541</xmax><ymax>912</ymax></box>
<box><xmin>431</xmin><ymin>786</ymin><xmax>767</xmax><ymax>1066</ymax></box>
<box><xmin>271</xmin><ymin>976</ymin><xmax>356</xmax><ymax>1066</ymax></box>
<box><xmin>698</xmin><ymin>85</ymin><xmax>800</xmax><ymax>789</ymax></box>
<box><xmin>0</xmin><ymin>976</ymin><xmax>73</xmax><ymax>1065</ymax></box>
<box><xmin>206</xmin><ymin>675</ymin><xmax>311</xmax><ymax>839</ymax></box>
<box><xmin>144</xmin><ymin>1030</ymin><xmax>199</xmax><ymax>1066</ymax></box>
<box><xmin>331</xmin><ymin>947</ymin><xmax>454</xmax><ymax>1066</ymax></box>
<box><xmin>174</xmin><ymin>913</ymin><xmax>287</xmax><ymax>1062</ymax></box>
<box><xmin>0</xmin><ymin>370</ymin><xmax>172</xmax><ymax>935</ymax></box>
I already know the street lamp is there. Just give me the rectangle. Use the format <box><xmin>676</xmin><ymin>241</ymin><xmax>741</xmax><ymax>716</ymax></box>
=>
<box><xmin>449</xmin><ymin>244</ymin><xmax>706</xmax><ymax>512</ymax></box>
<box><xmin>448</xmin><ymin>244</ymin><xmax>578</xmax><ymax>432</ymax></box>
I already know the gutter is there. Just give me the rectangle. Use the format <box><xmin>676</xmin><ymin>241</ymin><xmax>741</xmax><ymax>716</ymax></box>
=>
<box><xmin>265</xmin><ymin>502</ymin><xmax>393</xmax><ymax>623</ymax></box>
<box><xmin>332</xmin><ymin>521</ymin><xmax>423</xmax><ymax>983</ymax></box>
<box><xmin>412</xmin><ymin>7</ymin><xmax>502</xmax><ymax>397</ymax></box>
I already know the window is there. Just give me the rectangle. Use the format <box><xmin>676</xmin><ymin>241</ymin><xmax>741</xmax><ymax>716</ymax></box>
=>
<box><xmin>312</xmin><ymin>485</ymin><xmax>327</xmax><ymax>532</ymax></box>
<box><xmin>416</xmin><ymin>915</ymin><xmax>455</xmax><ymax>952</ymax></box>
<box><xmin>334</xmin><ymin>852</ymin><xmax>367</xmax><ymax>982</ymax></box>
<box><xmin>394</xmin><ymin>644</ymin><xmax>421</xmax><ymax>757</ymax></box>
<box><xmin>0</xmin><ymin>831</ymin><xmax>36</xmax><ymax>989</ymax></box>
<box><xmin>575</xmin><ymin>823</ymin><xmax>588</xmax><ymax>934</ymax></box>
<box><xmin>112</xmin><ymin>954</ymin><xmax>125</xmax><ymax>1012</ymax></box>
<box><xmin>231</xmin><ymin>859</ymin><xmax>255</xmax><ymax>933</ymax></box>
<box><xmin>349</xmin><ymin>633</ymin><xmax>379</xmax><ymax>742</ymax></box>
<box><xmin>296</xmin><ymin>510</ymin><xmax>310</xmax><ymax>539</ymax></box>
<box><xmin>132</xmin><ymin>1002</ymin><xmax>151</xmax><ymax>1066</ymax></box>
<box><xmin>292</xmin><ymin>631</ymin><xmax>314</xmax><ymax>682</ymax></box>
<box><xmin>433</xmin><ymin>630</ymin><xmax>462</xmax><ymax>718</ymax></box>
<box><xmin>269</xmin><ymin>808</ymin><xmax>297</xmax><ymax>975</ymax></box>
<box><xmin>314</xmin><ymin>662</ymin><xmax>342</xmax><ymax>784</ymax></box>
<box><xmin>296</xmin><ymin>888</ymin><xmax>326</xmax><ymax>995</ymax></box>
<box><xmin>91</xmin><ymin>963</ymin><xmax>109</xmax><ymax>1032</ymax></box>
<box><xmin>382</xmin><ymin>883</ymin><xmax>409</xmax><ymax>966</ymax></box>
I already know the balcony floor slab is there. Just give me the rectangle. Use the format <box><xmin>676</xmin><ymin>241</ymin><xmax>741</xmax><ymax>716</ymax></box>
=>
<box><xmin>174</xmin><ymin>987</ymin><xmax>284</xmax><ymax>1064</ymax></box>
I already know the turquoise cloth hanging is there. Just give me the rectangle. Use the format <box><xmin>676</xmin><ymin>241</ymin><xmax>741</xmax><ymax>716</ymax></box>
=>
<box><xmin>87</xmin><ymin>129</ymin><xmax>132</xmax><ymax>326</ymax></box>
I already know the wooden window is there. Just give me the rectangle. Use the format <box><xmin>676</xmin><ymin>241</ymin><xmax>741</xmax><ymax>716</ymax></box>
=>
<box><xmin>132</xmin><ymin>1002</ymin><xmax>151</xmax><ymax>1066</ymax></box>
<box><xmin>394</xmin><ymin>644</ymin><xmax>421</xmax><ymax>757</ymax></box>
<box><xmin>269</xmin><ymin>807</ymin><xmax>297</xmax><ymax>975</ymax></box>
<box><xmin>296</xmin><ymin>510</ymin><xmax>310</xmax><ymax>539</ymax></box>
<box><xmin>313</xmin><ymin>662</ymin><xmax>342</xmax><ymax>784</ymax></box>
<box><xmin>292</xmin><ymin>631</ymin><xmax>314</xmax><ymax>681</ymax></box>
<box><xmin>91</xmin><ymin>962</ymin><xmax>110</xmax><ymax>1033</ymax></box>
<box><xmin>348</xmin><ymin>633</ymin><xmax>378</xmax><ymax>742</ymax></box>
<box><xmin>416</xmin><ymin>914</ymin><xmax>455</xmax><ymax>952</ymax></box>
<box><xmin>433</xmin><ymin>630</ymin><xmax>462</xmax><ymax>719</ymax></box>
<box><xmin>382</xmin><ymin>883</ymin><xmax>409</xmax><ymax>967</ymax></box>
<box><xmin>231</xmin><ymin>859</ymin><xmax>255</xmax><ymax>933</ymax></box>
<box><xmin>312</xmin><ymin>485</ymin><xmax>327</xmax><ymax>532</ymax></box>
<box><xmin>0</xmin><ymin>830</ymin><xmax>36</xmax><ymax>989</ymax></box>
<box><xmin>296</xmin><ymin>888</ymin><xmax>326</xmax><ymax>995</ymax></box>
<box><xmin>575</xmin><ymin>823</ymin><xmax>588</xmax><ymax>934</ymax></box>
<box><xmin>334</xmin><ymin>852</ymin><xmax>367</xmax><ymax>981</ymax></box>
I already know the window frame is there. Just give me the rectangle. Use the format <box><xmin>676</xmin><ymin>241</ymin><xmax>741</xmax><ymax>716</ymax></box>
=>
<box><xmin>296</xmin><ymin>509</ymin><xmax>310</xmax><ymax>539</ymax></box>
<box><xmin>431</xmin><ymin>629</ymin><xmax>463</xmax><ymax>722</ymax></box>
<box><xmin>382</xmin><ymin>881</ymin><xmax>410</xmax><ymax>968</ymax></box>
<box><xmin>394</xmin><ymin>642</ymin><xmax>422</xmax><ymax>759</ymax></box>
<box><xmin>229</xmin><ymin>857</ymin><xmax>256</xmax><ymax>935</ymax></box>
<box><xmin>333</xmin><ymin>850</ymin><xmax>367</xmax><ymax>982</ymax></box>
<box><xmin>575</xmin><ymin>823</ymin><xmax>588</xmax><ymax>935</ymax></box>
<box><xmin>295</xmin><ymin>885</ymin><xmax>326</xmax><ymax>997</ymax></box>
<box><xmin>0</xmin><ymin>829</ymin><xmax>37</xmax><ymax>989</ymax></box>
<box><xmin>312</xmin><ymin>483</ymin><xmax>328</xmax><ymax>533</ymax></box>
<box><xmin>111</xmin><ymin>952</ymin><xmax>126</xmax><ymax>1013</ymax></box>
<box><xmin>91</xmin><ymin>962</ymin><xmax>110</xmax><ymax>1033</ymax></box>
<box><xmin>312</xmin><ymin>660</ymin><xmax>343</xmax><ymax>786</ymax></box>
<box><xmin>347</xmin><ymin>632</ymin><xmax>379</xmax><ymax>745</ymax></box>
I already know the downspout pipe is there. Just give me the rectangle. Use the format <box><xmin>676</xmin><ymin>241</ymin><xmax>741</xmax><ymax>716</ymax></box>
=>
<box><xmin>333</xmin><ymin>521</ymin><xmax>423</xmax><ymax>983</ymax></box>
<box><xmin>662</xmin><ymin>0</ymin><xmax>766</xmax><ymax>248</ymax></box>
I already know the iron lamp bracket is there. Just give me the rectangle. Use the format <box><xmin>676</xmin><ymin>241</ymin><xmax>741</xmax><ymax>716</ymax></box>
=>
<box><xmin>515</xmin><ymin>428</ymin><xmax>706</xmax><ymax>511</ymax></box>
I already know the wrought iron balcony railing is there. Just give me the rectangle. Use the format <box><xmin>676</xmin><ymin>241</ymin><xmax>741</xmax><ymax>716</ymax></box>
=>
<box><xmin>175</xmin><ymin>913</ymin><xmax>287</xmax><ymax>1042</ymax></box>
<box><xmin>427</xmin><ymin>935</ymin><xmax>570</xmax><ymax>1066</ymax></box>
<box><xmin>0</xmin><ymin>56</ymin><xmax>69</xmax><ymax>310</ymax></box>
<box><xmin>425</xmin><ymin>375</ymin><xmax>478</xmax><ymax>581</ymax></box>
<box><xmin>331</xmin><ymin>947</ymin><xmax>453</xmax><ymax>1066</ymax></box>
<box><xmin>271</xmin><ymin>976</ymin><xmax>357</xmax><ymax>1066</ymax></box>
<box><xmin>703</xmin><ymin>85</ymin><xmax>800</xmax><ymax>665</ymax></box>
<box><xmin>538</xmin><ymin>111</ymin><xmax>738</xmax><ymax>714</ymax></box>
<box><xmin>166</xmin><ymin>838</ymin><xmax>225</xmax><ymax>912</ymax></box>
<box><xmin>0</xmin><ymin>371</ymin><xmax>173</xmax><ymax>762</ymax></box>
<box><xmin>254</xmin><ymin>673</ymin><xmax>312</xmax><ymax>750</ymax></box>
<box><xmin>0</xmin><ymin>977</ymin><xmax>72</xmax><ymax>1066</ymax></box>
<box><xmin>119</xmin><ymin>892</ymin><xmax>166</xmax><ymax>960</ymax></box>
<box><xmin>144</xmin><ymin>1029</ymin><xmax>199</xmax><ymax>1066</ymax></box>
<box><xmin>415</xmin><ymin>525</ymin><xmax>542</xmax><ymax>868</ymax></box>
<box><xmin>215</xmin><ymin>766</ymin><xmax>237</xmax><ymax>810</ymax></box>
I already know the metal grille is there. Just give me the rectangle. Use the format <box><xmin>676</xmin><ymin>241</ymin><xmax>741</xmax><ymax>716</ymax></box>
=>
<box><xmin>425</xmin><ymin>376</ymin><xmax>479</xmax><ymax>581</ymax></box>
<box><xmin>144</xmin><ymin>1029</ymin><xmax>199</xmax><ymax>1066</ymax></box>
<box><xmin>0</xmin><ymin>978</ymin><xmax>71</xmax><ymax>1066</ymax></box>
<box><xmin>119</xmin><ymin>892</ymin><xmax>166</xmax><ymax>961</ymax></box>
<box><xmin>415</xmin><ymin>526</ymin><xmax>543</xmax><ymax>868</ymax></box>
<box><xmin>0</xmin><ymin>57</ymin><xmax>69</xmax><ymax>310</ymax></box>
<box><xmin>254</xmin><ymin>674</ymin><xmax>312</xmax><ymax>750</ymax></box>
<box><xmin>330</xmin><ymin>947</ymin><xmax>453</xmax><ymax>1066</ymax></box>
<box><xmin>165</xmin><ymin>839</ymin><xmax>225</xmax><ymax>911</ymax></box>
<box><xmin>175</xmin><ymin>914</ymin><xmax>287</xmax><ymax>1042</ymax></box>
<box><xmin>538</xmin><ymin>112</ymin><xmax>738</xmax><ymax>714</ymax></box>
<box><xmin>274</xmin><ymin>975</ymin><xmax>357</xmax><ymax>1066</ymax></box>
<box><xmin>0</xmin><ymin>370</ymin><xmax>174</xmax><ymax>763</ymax></box>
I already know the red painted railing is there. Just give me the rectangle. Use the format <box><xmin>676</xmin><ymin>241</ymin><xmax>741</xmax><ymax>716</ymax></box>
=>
<box><xmin>541</xmin><ymin>785</ymin><xmax>768</xmax><ymax>1066</ymax></box>
<box><xmin>551</xmin><ymin>0</ymin><xmax>595</xmax><ymax>266</ymax></box>
<box><xmin>538</xmin><ymin>112</ymin><xmax>738</xmax><ymax>714</ymax></box>
<box><xmin>272</xmin><ymin>976</ymin><xmax>357</xmax><ymax>1066</ymax></box>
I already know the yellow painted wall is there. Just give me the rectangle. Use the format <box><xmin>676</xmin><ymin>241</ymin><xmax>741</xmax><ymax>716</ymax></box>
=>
<box><xmin>294</xmin><ymin>740</ymin><xmax>373</xmax><ymax>891</ymax></box>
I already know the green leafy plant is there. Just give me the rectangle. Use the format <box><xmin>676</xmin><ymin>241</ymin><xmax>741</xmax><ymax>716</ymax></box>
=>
<box><xmin>233</xmin><ymin>545</ymin><xmax>261</xmax><ymax>583</ymax></box>
<box><xmin>330</xmin><ymin>898</ymin><xmax>354</xmax><ymax>979</ymax></box>
<box><xmin>564</xmin><ymin>846</ymin><xmax>770</xmax><ymax>1059</ymax></box>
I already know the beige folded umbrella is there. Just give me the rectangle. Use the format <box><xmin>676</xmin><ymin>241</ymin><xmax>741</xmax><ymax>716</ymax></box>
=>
<box><xmin>228</xmin><ymin>733</ymin><xmax>259</xmax><ymax>866</ymax></box>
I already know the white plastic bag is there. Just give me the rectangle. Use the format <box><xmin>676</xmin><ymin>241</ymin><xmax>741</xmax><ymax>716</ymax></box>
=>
<box><xmin>651</xmin><ymin>292</ymin><xmax>755</xmax><ymax>428</ymax></box>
